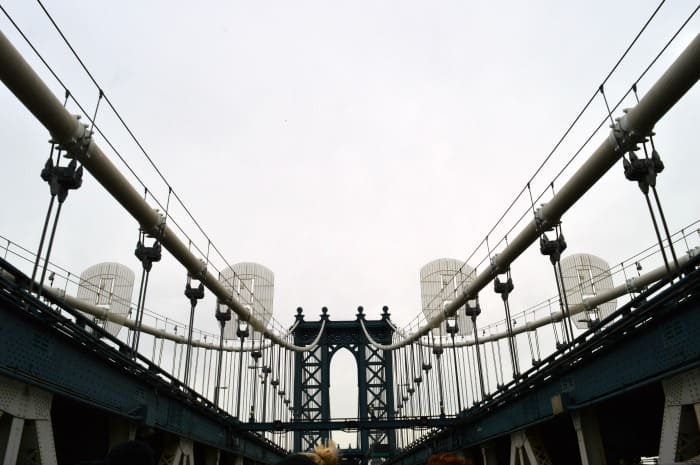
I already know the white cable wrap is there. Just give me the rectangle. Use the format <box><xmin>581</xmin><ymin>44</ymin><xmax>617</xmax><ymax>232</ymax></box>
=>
<box><xmin>361</xmin><ymin>247</ymin><xmax>699</xmax><ymax>351</ymax></box>
<box><xmin>0</xmin><ymin>29</ymin><xmax>328</xmax><ymax>353</ymax></box>
<box><xmin>0</xmin><ymin>28</ymin><xmax>698</xmax><ymax>352</ymax></box>
<box><xmin>356</xmin><ymin>33</ymin><xmax>700</xmax><ymax>350</ymax></box>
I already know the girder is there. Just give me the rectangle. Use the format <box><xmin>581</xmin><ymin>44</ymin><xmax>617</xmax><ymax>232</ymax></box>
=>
<box><xmin>386</xmin><ymin>259</ymin><xmax>700</xmax><ymax>465</ymax></box>
<box><xmin>295</xmin><ymin>345</ymin><xmax>326</xmax><ymax>451</ymax></box>
<box><xmin>246</xmin><ymin>417</ymin><xmax>457</xmax><ymax>432</ymax></box>
<box><xmin>0</xmin><ymin>258</ymin><xmax>286</xmax><ymax>463</ymax></box>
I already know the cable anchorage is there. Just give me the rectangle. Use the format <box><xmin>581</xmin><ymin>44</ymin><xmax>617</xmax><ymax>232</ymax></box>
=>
<box><xmin>57</xmin><ymin>115</ymin><xmax>93</xmax><ymax>161</ymax></box>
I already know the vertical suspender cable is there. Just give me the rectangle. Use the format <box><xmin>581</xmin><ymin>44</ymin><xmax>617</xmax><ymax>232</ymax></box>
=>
<box><xmin>236</xmin><ymin>321</ymin><xmax>248</xmax><ymax>418</ymax></box>
<box><xmin>184</xmin><ymin>277</ymin><xmax>204</xmax><ymax>386</ymax></box>
<box><xmin>448</xmin><ymin>326</ymin><xmax>461</xmax><ymax>413</ymax></box>
<box><xmin>495</xmin><ymin>269</ymin><xmax>519</xmax><ymax>378</ymax></box>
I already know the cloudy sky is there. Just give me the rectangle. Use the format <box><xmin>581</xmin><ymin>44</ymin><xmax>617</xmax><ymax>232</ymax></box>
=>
<box><xmin>1</xmin><ymin>0</ymin><xmax>698</xmax><ymax>443</ymax></box>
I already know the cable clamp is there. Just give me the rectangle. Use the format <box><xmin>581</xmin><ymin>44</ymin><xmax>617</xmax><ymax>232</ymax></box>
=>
<box><xmin>540</xmin><ymin>232</ymin><xmax>567</xmax><ymax>264</ymax></box>
<box><xmin>609</xmin><ymin>112</ymin><xmax>644</xmax><ymax>155</ymax></box>
<box><xmin>134</xmin><ymin>239</ymin><xmax>161</xmax><ymax>272</ymax></box>
<box><xmin>235</xmin><ymin>316</ymin><xmax>249</xmax><ymax>337</ymax></box>
<box><xmin>185</xmin><ymin>269</ymin><xmax>205</xmax><ymax>304</ymax></box>
<box><xmin>215</xmin><ymin>302</ymin><xmax>232</xmax><ymax>323</ymax></box>
<box><xmin>494</xmin><ymin>274</ymin><xmax>514</xmax><ymax>299</ymax></box>
<box><xmin>465</xmin><ymin>297</ymin><xmax>481</xmax><ymax>317</ymax></box>
<box><xmin>40</xmin><ymin>158</ymin><xmax>83</xmax><ymax>203</ymax></box>
<box><xmin>489</xmin><ymin>253</ymin><xmax>502</xmax><ymax>276</ymax></box>
<box><xmin>190</xmin><ymin>259</ymin><xmax>207</xmax><ymax>282</ymax></box>
<box><xmin>534</xmin><ymin>205</ymin><xmax>554</xmax><ymax>233</ymax></box>
<box><xmin>625</xmin><ymin>277</ymin><xmax>638</xmax><ymax>294</ymax></box>
<box><xmin>58</xmin><ymin>116</ymin><xmax>93</xmax><ymax>160</ymax></box>
<box><xmin>146</xmin><ymin>210</ymin><xmax>167</xmax><ymax>239</ymax></box>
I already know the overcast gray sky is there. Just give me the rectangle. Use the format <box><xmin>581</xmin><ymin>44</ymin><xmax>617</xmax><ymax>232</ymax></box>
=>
<box><xmin>1</xmin><ymin>0</ymin><xmax>698</xmax><ymax>446</ymax></box>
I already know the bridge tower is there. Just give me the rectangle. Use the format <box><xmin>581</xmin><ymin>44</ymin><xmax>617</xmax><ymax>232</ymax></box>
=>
<box><xmin>292</xmin><ymin>306</ymin><xmax>396</xmax><ymax>455</ymax></box>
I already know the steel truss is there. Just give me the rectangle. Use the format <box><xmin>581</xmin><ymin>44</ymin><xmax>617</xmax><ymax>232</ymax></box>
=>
<box><xmin>293</xmin><ymin>307</ymin><xmax>396</xmax><ymax>454</ymax></box>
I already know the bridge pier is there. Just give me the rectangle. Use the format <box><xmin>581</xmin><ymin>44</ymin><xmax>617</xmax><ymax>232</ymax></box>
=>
<box><xmin>658</xmin><ymin>367</ymin><xmax>700</xmax><ymax>463</ymax></box>
<box><xmin>572</xmin><ymin>408</ymin><xmax>606</xmax><ymax>465</ymax></box>
<box><xmin>0</xmin><ymin>375</ymin><xmax>57</xmax><ymax>465</ymax></box>
<box><xmin>509</xmin><ymin>428</ymin><xmax>552</xmax><ymax>465</ymax></box>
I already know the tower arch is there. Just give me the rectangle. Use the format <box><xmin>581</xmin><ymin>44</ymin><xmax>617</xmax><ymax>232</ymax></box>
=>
<box><xmin>292</xmin><ymin>306</ymin><xmax>396</xmax><ymax>453</ymax></box>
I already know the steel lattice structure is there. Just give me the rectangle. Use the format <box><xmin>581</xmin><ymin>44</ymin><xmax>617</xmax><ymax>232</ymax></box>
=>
<box><xmin>293</xmin><ymin>306</ymin><xmax>396</xmax><ymax>454</ymax></box>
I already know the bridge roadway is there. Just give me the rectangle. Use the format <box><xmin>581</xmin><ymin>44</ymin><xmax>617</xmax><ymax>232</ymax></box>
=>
<box><xmin>386</xmin><ymin>255</ymin><xmax>700</xmax><ymax>465</ymax></box>
<box><xmin>242</xmin><ymin>255</ymin><xmax>700</xmax><ymax>463</ymax></box>
<box><xmin>1</xmin><ymin>254</ymin><xmax>700</xmax><ymax>464</ymax></box>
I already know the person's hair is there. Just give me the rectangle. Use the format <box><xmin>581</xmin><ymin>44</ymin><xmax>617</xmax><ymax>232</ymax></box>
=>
<box><xmin>426</xmin><ymin>452</ymin><xmax>472</xmax><ymax>465</ymax></box>
<box><xmin>300</xmin><ymin>440</ymin><xmax>339</xmax><ymax>465</ymax></box>
<box><xmin>106</xmin><ymin>441</ymin><xmax>155</xmax><ymax>465</ymax></box>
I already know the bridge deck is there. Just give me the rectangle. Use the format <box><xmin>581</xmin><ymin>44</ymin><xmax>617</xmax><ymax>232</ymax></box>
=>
<box><xmin>0</xmin><ymin>257</ymin><xmax>286</xmax><ymax>463</ymax></box>
<box><xmin>387</xmin><ymin>258</ymin><xmax>700</xmax><ymax>465</ymax></box>
<box><xmin>1</xmin><ymin>255</ymin><xmax>699</xmax><ymax>464</ymax></box>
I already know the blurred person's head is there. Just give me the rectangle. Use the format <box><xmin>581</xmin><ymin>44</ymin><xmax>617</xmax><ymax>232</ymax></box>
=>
<box><xmin>105</xmin><ymin>441</ymin><xmax>155</xmax><ymax>465</ymax></box>
<box><xmin>277</xmin><ymin>440</ymin><xmax>339</xmax><ymax>465</ymax></box>
<box><xmin>426</xmin><ymin>452</ymin><xmax>473</xmax><ymax>465</ymax></box>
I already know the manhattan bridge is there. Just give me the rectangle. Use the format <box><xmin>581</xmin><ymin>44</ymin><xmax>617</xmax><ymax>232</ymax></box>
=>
<box><xmin>1</xmin><ymin>4</ymin><xmax>700</xmax><ymax>465</ymax></box>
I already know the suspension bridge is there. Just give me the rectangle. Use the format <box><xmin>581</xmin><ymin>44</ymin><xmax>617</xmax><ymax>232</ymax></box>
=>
<box><xmin>1</xmin><ymin>3</ymin><xmax>700</xmax><ymax>465</ymax></box>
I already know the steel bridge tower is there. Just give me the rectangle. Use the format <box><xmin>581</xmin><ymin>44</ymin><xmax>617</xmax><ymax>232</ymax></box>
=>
<box><xmin>293</xmin><ymin>306</ymin><xmax>396</xmax><ymax>454</ymax></box>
